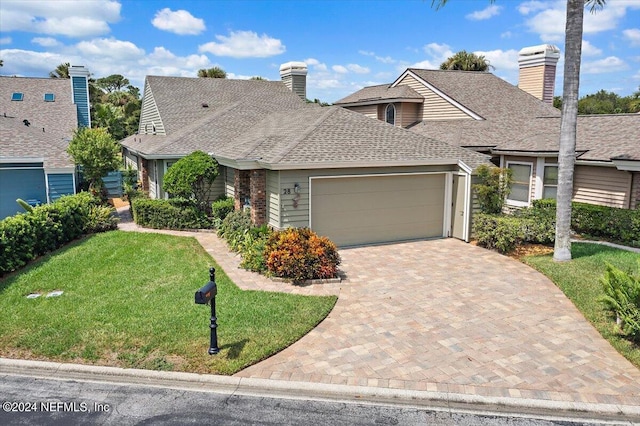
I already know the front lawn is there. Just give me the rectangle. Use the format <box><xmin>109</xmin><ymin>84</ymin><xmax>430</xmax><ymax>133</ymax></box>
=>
<box><xmin>0</xmin><ymin>231</ymin><xmax>337</xmax><ymax>374</ymax></box>
<box><xmin>522</xmin><ymin>243</ymin><xmax>640</xmax><ymax>368</ymax></box>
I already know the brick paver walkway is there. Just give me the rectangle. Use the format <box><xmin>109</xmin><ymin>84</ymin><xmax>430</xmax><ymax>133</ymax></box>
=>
<box><xmin>117</xmin><ymin>208</ymin><xmax>640</xmax><ymax>407</ymax></box>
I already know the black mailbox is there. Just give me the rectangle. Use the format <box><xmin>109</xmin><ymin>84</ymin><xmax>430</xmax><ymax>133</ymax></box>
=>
<box><xmin>195</xmin><ymin>268</ymin><xmax>219</xmax><ymax>355</ymax></box>
<box><xmin>195</xmin><ymin>277</ymin><xmax>217</xmax><ymax>304</ymax></box>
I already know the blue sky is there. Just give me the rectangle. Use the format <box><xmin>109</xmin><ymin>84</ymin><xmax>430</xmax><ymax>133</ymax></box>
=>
<box><xmin>1</xmin><ymin>0</ymin><xmax>639</xmax><ymax>103</ymax></box>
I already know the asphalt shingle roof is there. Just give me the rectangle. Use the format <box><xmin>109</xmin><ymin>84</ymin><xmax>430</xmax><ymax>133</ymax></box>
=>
<box><xmin>0</xmin><ymin>76</ymin><xmax>76</xmax><ymax>168</ymax></box>
<box><xmin>122</xmin><ymin>76</ymin><xmax>490</xmax><ymax>170</ymax></box>
<box><xmin>335</xmin><ymin>84</ymin><xmax>423</xmax><ymax>104</ymax></box>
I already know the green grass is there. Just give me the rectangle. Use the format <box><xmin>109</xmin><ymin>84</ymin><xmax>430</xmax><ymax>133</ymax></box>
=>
<box><xmin>522</xmin><ymin>243</ymin><xmax>640</xmax><ymax>369</ymax></box>
<box><xmin>0</xmin><ymin>231</ymin><xmax>337</xmax><ymax>374</ymax></box>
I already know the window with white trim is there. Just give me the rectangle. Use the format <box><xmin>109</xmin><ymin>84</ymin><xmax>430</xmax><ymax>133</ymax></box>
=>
<box><xmin>385</xmin><ymin>103</ymin><xmax>396</xmax><ymax>125</ymax></box>
<box><xmin>542</xmin><ymin>165</ymin><xmax>558</xmax><ymax>199</ymax></box>
<box><xmin>506</xmin><ymin>162</ymin><xmax>532</xmax><ymax>206</ymax></box>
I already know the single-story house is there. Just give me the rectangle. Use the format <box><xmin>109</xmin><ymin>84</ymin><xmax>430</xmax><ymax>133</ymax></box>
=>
<box><xmin>335</xmin><ymin>45</ymin><xmax>640</xmax><ymax>210</ymax></box>
<box><xmin>121</xmin><ymin>63</ymin><xmax>489</xmax><ymax>246</ymax></box>
<box><xmin>0</xmin><ymin>66</ymin><xmax>91</xmax><ymax>219</ymax></box>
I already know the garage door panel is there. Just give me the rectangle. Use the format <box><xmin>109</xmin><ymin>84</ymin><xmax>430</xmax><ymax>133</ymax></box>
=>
<box><xmin>311</xmin><ymin>174</ymin><xmax>446</xmax><ymax>246</ymax></box>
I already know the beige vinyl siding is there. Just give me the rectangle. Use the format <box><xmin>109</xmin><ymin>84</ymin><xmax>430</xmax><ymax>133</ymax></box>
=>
<box><xmin>573</xmin><ymin>165</ymin><xmax>631</xmax><ymax>208</ymax></box>
<box><xmin>396</xmin><ymin>74</ymin><xmax>472</xmax><ymax>121</ymax></box>
<box><xmin>399</xmin><ymin>103</ymin><xmax>421</xmax><ymax>127</ymax></box>
<box><xmin>277</xmin><ymin>165</ymin><xmax>456</xmax><ymax>229</ymax></box>
<box><xmin>518</xmin><ymin>66</ymin><xmax>546</xmax><ymax>101</ymax></box>
<box><xmin>208</xmin><ymin>165</ymin><xmax>225</xmax><ymax>201</ymax></box>
<box><xmin>138</xmin><ymin>81</ymin><xmax>165</xmax><ymax>135</ymax></box>
<box><xmin>347</xmin><ymin>104</ymin><xmax>378</xmax><ymax>120</ymax></box>
<box><xmin>266</xmin><ymin>170</ymin><xmax>280</xmax><ymax>228</ymax></box>
<box><xmin>225</xmin><ymin>167</ymin><xmax>235</xmax><ymax>198</ymax></box>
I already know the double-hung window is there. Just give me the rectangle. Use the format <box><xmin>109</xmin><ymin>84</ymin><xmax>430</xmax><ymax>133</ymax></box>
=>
<box><xmin>542</xmin><ymin>165</ymin><xmax>558</xmax><ymax>199</ymax></box>
<box><xmin>506</xmin><ymin>162</ymin><xmax>533</xmax><ymax>206</ymax></box>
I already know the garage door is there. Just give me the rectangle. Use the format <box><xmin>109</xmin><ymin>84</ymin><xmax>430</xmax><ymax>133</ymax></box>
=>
<box><xmin>0</xmin><ymin>168</ymin><xmax>47</xmax><ymax>219</ymax></box>
<box><xmin>311</xmin><ymin>174</ymin><xmax>446</xmax><ymax>246</ymax></box>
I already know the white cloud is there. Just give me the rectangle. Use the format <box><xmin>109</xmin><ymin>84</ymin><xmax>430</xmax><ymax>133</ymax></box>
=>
<box><xmin>475</xmin><ymin>49</ymin><xmax>520</xmax><ymax>72</ymax></box>
<box><xmin>32</xmin><ymin>37</ymin><xmax>60</xmax><ymax>47</ymax></box>
<box><xmin>151</xmin><ymin>8</ymin><xmax>205</xmax><ymax>35</ymax></box>
<box><xmin>332</xmin><ymin>65</ymin><xmax>348</xmax><ymax>74</ymax></box>
<box><xmin>199</xmin><ymin>30</ymin><xmax>285</xmax><ymax>58</ymax></box>
<box><xmin>0</xmin><ymin>0</ymin><xmax>120</xmax><ymax>37</ymax></box>
<box><xmin>623</xmin><ymin>28</ymin><xmax>640</xmax><ymax>47</ymax></box>
<box><xmin>422</xmin><ymin>42</ymin><xmax>454</xmax><ymax>66</ymax></box>
<box><xmin>304</xmin><ymin>58</ymin><xmax>328</xmax><ymax>71</ymax></box>
<box><xmin>582</xmin><ymin>56</ymin><xmax>628</xmax><ymax>74</ymax></box>
<box><xmin>76</xmin><ymin>38</ymin><xmax>145</xmax><ymax>60</ymax></box>
<box><xmin>501</xmin><ymin>31</ymin><xmax>513</xmax><ymax>39</ymax></box>
<box><xmin>581</xmin><ymin>40</ymin><xmax>602</xmax><ymax>57</ymax></box>
<box><xmin>0</xmin><ymin>48</ymin><xmax>81</xmax><ymax>77</ymax></box>
<box><xmin>358</xmin><ymin>49</ymin><xmax>395</xmax><ymax>64</ymax></box>
<box><xmin>518</xmin><ymin>1</ymin><xmax>547</xmax><ymax>15</ymax></box>
<box><xmin>359</xmin><ymin>50</ymin><xmax>374</xmax><ymax>57</ymax></box>
<box><xmin>409</xmin><ymin>59</ymin><xmax>438</xmax><ymax>70</ymax></box>
<box><xmin>347</xmin><ymin>64</ymin><xmax>370</xmax><ymax>74</ymax></box>
<box><xmin>0</xmin><ymin>37</ymin><xmax>12</xmax><ymax>45</ymax></box>
<box><xmin>466</xmin><ymin>5</ymin><xmax>502</xmax><ymax>21</ymax></box>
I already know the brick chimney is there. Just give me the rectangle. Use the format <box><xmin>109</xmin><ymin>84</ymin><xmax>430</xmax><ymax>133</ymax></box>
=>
<box><xmin>518</xmin><ymin>45</ymin><xmax>560</xmax><ymax>104</ymax></box>
<box><xmin>68</xmin><ymin>65</ymin><xmax>91</xmax><ymax>128</ymax></box>
<box><xmin>279</xmin><ymin>61</ymin><xmax>307</xmax><ymax>100</ymax></box>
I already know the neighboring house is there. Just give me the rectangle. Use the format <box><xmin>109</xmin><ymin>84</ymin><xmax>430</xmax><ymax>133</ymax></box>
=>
<box><xmin>335</xmin><ymin>45</ymin><xmax>640</xmax><ymax>210</ymax></box>
<box><xmin>0</xmin><ymin>66</ymin><xmax>91</xmax><ymax>219</ymax></box>
<box><xmin>121</xmin><ymin>62</ymin><xmax>489</xmax><ymax>246</ymax></box>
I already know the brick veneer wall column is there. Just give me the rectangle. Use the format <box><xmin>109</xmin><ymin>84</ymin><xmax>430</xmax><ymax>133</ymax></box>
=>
<box><xmin>250</xmin><ymin>169</ymin><xmax>267</xmax><ymax>226</ymax></box>
<box><xmin>234</xmin><ymin>169</ymin><xmax>251</xmax><ymax>211</ymax></box>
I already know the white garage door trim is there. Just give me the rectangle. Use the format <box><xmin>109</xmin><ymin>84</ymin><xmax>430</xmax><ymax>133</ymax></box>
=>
<box><xmin>310</xmin><ymin>172</ymin><xmax>452</xmax><ymax>246</ymax></box>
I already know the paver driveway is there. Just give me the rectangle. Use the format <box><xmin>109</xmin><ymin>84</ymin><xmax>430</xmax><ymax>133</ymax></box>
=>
<box><xmin>235</xmin><ymin>238</ymin><xmax>640</xmax><ymax>406</ymax></box>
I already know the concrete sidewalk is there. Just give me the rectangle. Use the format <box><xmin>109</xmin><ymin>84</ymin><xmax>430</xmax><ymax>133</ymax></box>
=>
<box><xmin>5</xmin><ymin>206</ymin><xmax>637</xmax><ymax>421</ymax></box>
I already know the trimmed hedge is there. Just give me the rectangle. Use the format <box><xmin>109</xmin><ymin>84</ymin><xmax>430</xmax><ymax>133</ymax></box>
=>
<box><xmin>0</xmin><ymin>192</ymin><xmax>117</xmax><ymax>276</ymax></box>
<box><xmin>131</xmin><ymin>198</ymin><xmax>213</xmax><ymax>230</ymax></box>
<box><xmin>212</xmin><ymin>196</ymin><xmax>235</xmax><ymax>225</ymax></box>
<box><xmin>473</xmin><ymin>212</ymin><xmax>556</xmax><ymax>254</ymax></box>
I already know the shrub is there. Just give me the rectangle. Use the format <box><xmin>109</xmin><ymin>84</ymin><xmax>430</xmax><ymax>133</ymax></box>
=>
<box><xmin>472</xmin><ymin>165</ymin><xmax>512</xmax><ymax>214</ymax></box>
<box><xmin>264</xmin><ymin>228</ymin><xmax>341</xmax><ymax>281</ymax></box>
<box><xmin>238</xmin><ymin>225</ymin><xmax>272</xmax><ymax>274</ymax></box>
<box><xmin>0</xmin><ymin>192</ymin><xmax>114</xmax><ymax>276</ymax></box>
<box><xmin>162</xmin><ymin>151</ymin><xmax>219</xmax><ymax>213</ymax></box>
<box><xmin>600</xmin><ymin>262</ymin><xmax>640</xmax><ymax>342</ymax></box>
<box><xmin>217</xmin><ymin>209</ymin><xmax>253</xmax><ymax>251</ymax></box>
<box><xmin>132</xmin><ymin>198</ymin><xmax>213</xmax><ymax>230</ymax></box>
<box><xmin>212</xmin><ymin>196</ymin><xmax>235</xmax><ymax>224</ymax></box>
<box><xmin>472</xmin><ymin>214</ymin><xmax>523</xmax><ymax>254</ymax></box>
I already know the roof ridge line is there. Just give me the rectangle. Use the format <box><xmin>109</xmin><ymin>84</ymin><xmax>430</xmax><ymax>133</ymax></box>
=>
<box><xmin>268</xmin><ymin>106</ymin><xmax>336</xmax><ymax>164</ymax></box>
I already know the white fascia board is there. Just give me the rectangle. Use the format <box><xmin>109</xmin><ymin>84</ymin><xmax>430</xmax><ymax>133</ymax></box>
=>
<box><xmin>0</xmin><ymin>157</ymin><xmax>45</xmax><ymax>163</ymax></box>
<box><xmin>259</xmin><ymin>158</ymin><xmax>460</xmax><ymax>171</ymax></box>
<box><xmin>491</xmin><ymin>150</ymin><xmax>561</xmax><ymax>157</ymax></box>
<box><xmin>391</xmin><ymin>70</ymin><xmax>484</xmax><ymax>121</ymax></box>
<box><xmin>574</xmin><ymin>159</ymin><xmax>615</xmax><ymax>168</ymax></box>
<box><xmin>212</xmin><ymin>155</ymin><xmax>261</xmax><ymax>170</ymax></box>
<box><xmin>611</xmin><ymin>159</ymin><xmax>640</xmax><ymax>171</ymax></box>
<box><xmin>336</xmin><ymin>98</ymin><xmax>424</xmax><ymax>108</ymax></box>
<box><xmin>44</xmin><ymin>167</ymin><xmax>75</xmax><ymax>174</ymax></box>
<box><xmin>458</xmin><ymin>160</ymin><xmax>472</xmax><ymax>174</ymax></box>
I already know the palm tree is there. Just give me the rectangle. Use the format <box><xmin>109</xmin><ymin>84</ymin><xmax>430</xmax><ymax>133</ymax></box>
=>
<box><xmin>440</xmin><ymin>50</ymin><xmax>493</xmax><ymax>71</ymax></box>
<box><xmin>197</xmin><ymin>67</ymin><xmax>227</xmax><ymax>78</ymax></box>
<box><xmin>49</xmin><ymin>62</ymin><xmax>70</xmax><ymax>79</ymax></box>
<box><xmin>0</xmin><ymin>59</ymin><xmax>4</xmax><ymax>67</ymax></box>
<box><xmin>432</xmin><ymin>0</ymin><xmax>605</xmax><ymax>262</ymax></box>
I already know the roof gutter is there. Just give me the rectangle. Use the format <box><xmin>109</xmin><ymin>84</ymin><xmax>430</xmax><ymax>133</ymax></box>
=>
<box><xmin>335</xmin><ymin>98</ymin><xmax>424</xmax><ymax>107</ymax></box>
<box><xmin>256</xmin><ymin>158</ymin><xmax>462</xmax><ymax>171</ymax></box>
<box><xmin>611</xmin><ymin>159</ymin><xmax>640</xmax><ymax>172</ymax></box>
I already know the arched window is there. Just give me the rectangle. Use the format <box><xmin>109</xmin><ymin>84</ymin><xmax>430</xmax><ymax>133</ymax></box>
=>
<box><xmin>385</xmin><ymin>104</ymin><xmax>396</xmax><ymax>125</ymax></box>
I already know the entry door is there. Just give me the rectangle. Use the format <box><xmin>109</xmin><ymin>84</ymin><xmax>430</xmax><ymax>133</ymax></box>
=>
<box><xmin>451</xmin><ymin>174</ymin><xmax>467</xmax><ymax>240</ymax></box>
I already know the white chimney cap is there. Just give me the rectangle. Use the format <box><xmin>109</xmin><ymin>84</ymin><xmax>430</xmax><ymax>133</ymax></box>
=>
<box><xmin>279</xmin><ymin>61</ymin><xmax>308</xmax><ymax>75</ymax></box>
<box><xmin>518</xmin><ymin>44</ymin><xmax>560</xmax><ymax>58</ymax></box>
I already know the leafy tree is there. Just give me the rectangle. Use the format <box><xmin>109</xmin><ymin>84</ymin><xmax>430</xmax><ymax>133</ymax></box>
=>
<box><xmin>162</xmin><ymin>151</ymin><xmax>219</xmax><ymax>213</ymax></box>
<box><xmin>197</xmin><ymin>67</ymin><xmax>227</xmax><ymax>78</ymax></box>
<box><xmin>49</xmin><ymin>62</ymin><xmax>70</xmax><ymax>79</ymax></box>
<box><xmin>249</xmin><ymin>76</ymin><xmax>266</xmax><ymax>80</ymax></box>
<box><xmin>95</xmin><ymin>74</ymin><xmax>130</xmax><ymax>93</ymax></box>
<box><xmin>127</xmin><ymin>85</ymin><xmax>141</xmax><ymax>99</ymax></box>
<box><xmin>67</xmin><ymin>128</ymin><xmax>121</xmax><ymax>196</ymax></box>
<box><xmin>472</xmin><ymin>165</ymin><xmax>512</xmax><ymax>214</ymax></box>
<box><xmin>440</xmin><ymin>50</ymin><xmax>493</xmax><ymax>71</ymax></box>
<box><xmin>93</xmin><ymin>103</ymin><xmax>126</xmax><ymax>141</ymax></box>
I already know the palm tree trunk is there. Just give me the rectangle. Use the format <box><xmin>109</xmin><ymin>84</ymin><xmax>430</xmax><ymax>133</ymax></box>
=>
<box><xmin>553</xmin><ymin>0</ymin><xmax>584</xmax><ymax>262</ymax></box>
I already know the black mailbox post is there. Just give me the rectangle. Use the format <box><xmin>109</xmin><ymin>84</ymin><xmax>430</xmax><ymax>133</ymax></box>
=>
<box><xmin>195</xmin><ymin>267</ymin><xmax>219</xmax><ymax>355</ymax></box>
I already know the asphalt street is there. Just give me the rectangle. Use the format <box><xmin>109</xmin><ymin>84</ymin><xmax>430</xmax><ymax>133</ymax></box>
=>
<box><xmin>1</xmin><ymin>374</ymin><xmax>627</xmax><ymax>426</ymax></box>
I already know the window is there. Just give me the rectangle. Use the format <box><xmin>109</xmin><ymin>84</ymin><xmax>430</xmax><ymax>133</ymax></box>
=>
<box><xmin>385</xmin><ymin>104</ymin><xmax>396</xmax><ymax>125</ymax></box>
<box><xmin>11</xmin><ymin>92</ymin><xmax>23</xmax><ymax>101</ymax></box>
<box><xmin>507</xmin><ymin>162</ymin><xmax>532</xmax><ymax>206</ymax></box>
<box><xmin>542</xmin><ymin>165</ymin><xmax>558</xmax><ymax>199</ymax></box>
<box><xmin>43</xmin><ymin>93</ymin><xmax>55</xmax><ymax>102</ymax></box>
